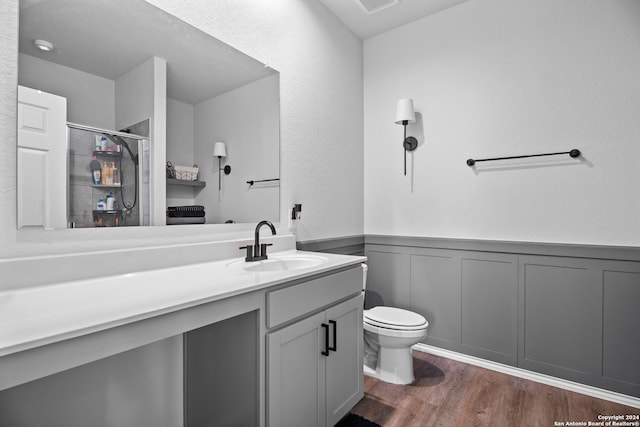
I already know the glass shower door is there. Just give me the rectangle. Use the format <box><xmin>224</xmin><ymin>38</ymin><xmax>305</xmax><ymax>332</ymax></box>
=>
<box><xmin>67</xmin><ymin>124</ymin><xmax>149</xmax><ymax>228</ymax></box>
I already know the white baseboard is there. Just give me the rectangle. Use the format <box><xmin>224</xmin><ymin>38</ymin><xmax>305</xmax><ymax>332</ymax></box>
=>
<box><xmin>413</xmin><ymin>343</ymin><xmax>640</xmax><ymax>410</ymax></box>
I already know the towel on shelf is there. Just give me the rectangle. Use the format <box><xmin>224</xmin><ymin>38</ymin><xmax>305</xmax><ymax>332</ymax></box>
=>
<box><xmin>167</xmin><ymin>205</ymin><xmax>205</xmax><ymax>218</ymax></box>
<box><xmin>166</xmin><ymin>217</ymin><xmax>206</xmax><ymax>225</ymax></box>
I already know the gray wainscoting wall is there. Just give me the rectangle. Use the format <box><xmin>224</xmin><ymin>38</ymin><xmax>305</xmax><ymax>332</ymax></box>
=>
<box><xmin>362</xmin><ymin>235</ymin><xmax>640</xmax><ymax>398</ymax></box>
<box><xmin>297</xmin><ymin>235</ymin><xmax>364</xmax><ymax>256</ymax></box>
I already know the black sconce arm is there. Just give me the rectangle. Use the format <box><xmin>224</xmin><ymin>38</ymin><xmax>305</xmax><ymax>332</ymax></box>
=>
<box><xmin>401</xmin><ymin>120</ymin><xmax>417</xmax><ymax>176</ymax></box>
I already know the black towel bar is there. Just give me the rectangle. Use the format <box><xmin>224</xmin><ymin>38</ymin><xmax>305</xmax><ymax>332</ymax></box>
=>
<box><xmin>466</xmin><ymin>149</ymin><xmax>581</xmax><ymax>166</ymax></box>
<box><xmin>246</xmin><ymin>178</ymin><xmax>280</xmax><ymax>186</ymax></box>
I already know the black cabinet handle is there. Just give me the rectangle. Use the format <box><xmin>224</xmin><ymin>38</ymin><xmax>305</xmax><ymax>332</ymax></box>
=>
<box><xmin>329</xmin><ymin>320</ymin><xmax>337</xmax><ymax>352</ymax></box>
<box><xmin>321</xmin><ymin>323</ymin><xmax>330</xmax><ymax>356</ymax></box>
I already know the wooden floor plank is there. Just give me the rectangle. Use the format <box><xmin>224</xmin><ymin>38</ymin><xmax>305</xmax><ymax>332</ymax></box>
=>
<box><xmin>350</xmin><ymin>351</ymin><xmax>640</xmax><ymax>426</ymax></box>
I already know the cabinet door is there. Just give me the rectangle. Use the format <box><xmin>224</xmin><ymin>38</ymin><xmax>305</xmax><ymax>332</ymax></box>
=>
<box><xmin>325</xmin><ymin>296</ymin><xmax>363</xmax><ymax>427</ymax></box>
<box><xmin>267</xmin><ymin>311</ymin><xmax>327</xmax><ymax>427</ymax></box>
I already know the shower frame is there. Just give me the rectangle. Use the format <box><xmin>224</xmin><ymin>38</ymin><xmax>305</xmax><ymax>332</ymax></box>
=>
<box><xmin>67</xmin><ymin>122</ymin><xmax>149</xmax><ymax>228</ymax></box>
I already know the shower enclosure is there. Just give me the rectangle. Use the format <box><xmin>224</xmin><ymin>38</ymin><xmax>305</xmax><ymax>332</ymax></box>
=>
<box><xmin>67</xmin><ymin>123</ymin><xmax>150</xmax><ymax>228</ymax></box>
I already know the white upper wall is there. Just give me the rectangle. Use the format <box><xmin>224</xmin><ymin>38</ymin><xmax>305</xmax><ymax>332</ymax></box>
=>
<box><xmin>115</xmin><ymin>58</ymin><xmax>158</xmax><ymax>133</ymax></box>
<box><xmin>115</xmin><ymin>56</ymin><xmax>167</xmax><ymax>226</ymax></box>
<box><xmin>194</xmin><ymin>75</ymin><xmax>279</xmax><ymax>225</ymax></box>
<box><xmin>166</xmin><ymin>98</ymin><xmax>196</xmax><ymax>207</ymax></box>
<box><xmin>0</xmin><ymin>0</ymin><xmax>364</xmax><ymax>257</ymax></box>
<box><xmin>364</xmin><ymin>0</ymin><xmax>640</xmax><ymax>246</ymax></box>
<box><xmin>146</xmin><ymin>0</ymin><xmax>364</xmax><ymax>242</ymax></box>
<box><xmin>166</xmin><ymin>99</ymin><xmax>195</xmax><ymax>168</ymax></box>
<box><xmin>18</xmin><ymin>53</ymin><xmax>115</xmax><ymax>130</ymax></box>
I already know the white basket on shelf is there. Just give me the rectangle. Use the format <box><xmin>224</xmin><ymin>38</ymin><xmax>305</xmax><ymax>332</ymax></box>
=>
<box><xmin>174</xmin><ymin>164</ymin><xmax>199</xmax><ymax>181</ymax></box>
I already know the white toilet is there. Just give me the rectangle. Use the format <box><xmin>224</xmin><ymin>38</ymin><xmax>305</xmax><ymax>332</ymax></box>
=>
<box><xmin>361</xmin><ymin>264</ymin><xmax>428</xmax><ymax>385</ymax></box>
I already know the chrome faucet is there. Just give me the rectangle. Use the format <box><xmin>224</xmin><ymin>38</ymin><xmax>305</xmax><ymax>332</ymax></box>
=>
<box><xmin>240</xmin><ymin>220</ymin><xmax>277</xmax><ymax>262</ymax></box>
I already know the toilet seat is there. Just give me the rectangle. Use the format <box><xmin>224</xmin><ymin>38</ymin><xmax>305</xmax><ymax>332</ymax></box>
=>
<box><xmin>364</xmin><ymin>306</ymin><xmax>428</xmax><ymax>331</ymax></box>
<box><xmin>363</xmin><ymin>321</ymin><xmax>428</xmax><ymax>339</ymax></box>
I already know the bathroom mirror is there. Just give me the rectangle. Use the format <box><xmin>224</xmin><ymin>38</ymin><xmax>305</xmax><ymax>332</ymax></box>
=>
<box><xmin>18</xmin><ymin>0</ymin><xmax>280</xmax><ymax>229</ymax></box>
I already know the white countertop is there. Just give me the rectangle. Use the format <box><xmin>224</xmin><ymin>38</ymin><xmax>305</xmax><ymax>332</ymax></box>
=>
<box><xmin>0</xmin><ymin>250</ymin><xmax>366</xmax><ymax>358</ymax></box>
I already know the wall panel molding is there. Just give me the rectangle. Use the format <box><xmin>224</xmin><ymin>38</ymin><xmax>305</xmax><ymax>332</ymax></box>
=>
<box><xmin>297</xmin><ymin>235</ymin><xmax>364</xmax><ymax>256</ymax></box>
<box><xmin>460</xmin><ymin>253</ymin><xmax>517</xmax><ymax>366</ymax></box>
<box><xmin>365</xmin><ymin>235</ymin><xmax>640</xmax><ymax>262</ymax></box>
<box><xmin>364</xmin><ymin>235</ymin><xmax>640</xmax><ymax>398</ymax></box>
<box><xmin>518</xmin><ymin>256</ymin><xmax>602</xmax><ymax>386</ymax></box>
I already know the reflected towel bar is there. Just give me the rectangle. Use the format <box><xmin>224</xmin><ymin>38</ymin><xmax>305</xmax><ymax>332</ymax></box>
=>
<box><xmin>246</xmin><ymin>178</ymin><xmax>280</xmax><ymax>186</ymax></box>
<box><xmin>466</xmin><ymin>149</ymin><xmax>581</xmax><ymax>167</ymax></box>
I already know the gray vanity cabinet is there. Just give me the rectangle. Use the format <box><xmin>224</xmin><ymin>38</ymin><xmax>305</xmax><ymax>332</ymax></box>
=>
<box><xmin>268</xmin><ymin>310</ymin><xmax>327</xmax><ymax>427</ymax></box>
<box><xmin>267</xmin><ymin>296</ymin><xmax>363</xmax><ymax>427</ymax></box>
<box><xmin>325</xmin><ymin>298</ymin><xmax>364</xmax><ymax>426</ymax></box>
<box><xmin>266</xmin><ymin>267</ymin><xmax>364</xmax><ymax>427</ymax></box>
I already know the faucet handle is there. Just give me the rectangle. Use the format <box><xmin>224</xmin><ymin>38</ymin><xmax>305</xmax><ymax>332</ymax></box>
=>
<box><xmin>239</xmin><ymin>245</ymin><xmax>254</xmax><ymax>261</ymax></box>
<box><xmin>260</xmin><ymin>243</ymin><xmax>273</xmax><ymax>258</ymax></box>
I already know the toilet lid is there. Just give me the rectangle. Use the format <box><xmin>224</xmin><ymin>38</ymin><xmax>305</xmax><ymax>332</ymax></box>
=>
<box><xmin>364</xmin><ymin>306</ymin><xmax>428</xmax><ymax>330</ymax></box>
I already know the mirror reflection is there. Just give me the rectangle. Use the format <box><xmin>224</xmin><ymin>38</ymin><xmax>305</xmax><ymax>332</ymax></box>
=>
<box><xmin>18</xmin><ymin>0</ymin><xmax>280</xmax><ymax>229</ymax></box>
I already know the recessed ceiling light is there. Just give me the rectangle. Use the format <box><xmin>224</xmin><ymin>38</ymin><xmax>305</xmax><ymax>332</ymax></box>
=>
<box><xmin>34</xmin><ymin>39</ymin><xmax>54</xmax><ymax>52</ymax></box>
<box><xmin>356</xmin><ymin>0</ymin><xmax>400</xmax><ymax>14</ymax></box>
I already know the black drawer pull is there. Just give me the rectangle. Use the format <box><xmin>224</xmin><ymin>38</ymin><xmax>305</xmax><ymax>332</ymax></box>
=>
<box><xmin>329</xmin><ymin>320</ymin><xmax>337</xmax><ymax>352</ymax></box>
<box><xmin>321</xmin><ymin>323</ymin><xmax>330</xmax><ymax>356</ymax></box>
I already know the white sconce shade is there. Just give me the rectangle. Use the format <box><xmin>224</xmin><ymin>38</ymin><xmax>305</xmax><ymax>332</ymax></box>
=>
<box><xmin>395</xmin><ymin>98</ymin><xmax>416</xmax><ymax>124</ymax></box>
<box><xmin>213</xmin><ymin>142</ymin><xmax>227</xmax><ymax>158</ymax></box>
<box><xmin>395</xmin><ymin>98</ymin><xmax>418</xmax><ymax>176</ymax></box>
<box><xmin>213</xmin><ymin>142</ymin><xmax>231</xmax><ymax>191</ymax></box>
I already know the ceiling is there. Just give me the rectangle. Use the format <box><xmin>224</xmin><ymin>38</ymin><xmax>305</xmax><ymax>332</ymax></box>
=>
<box><xmin>318</xmin><ymin>0</ymin><xmax>470</xmax><ymax>39</ymax></box>
<box><xmin>18</xmin><ymin>0</ymin><xmax>468</xmax><ymax>105</ymax></box>
<box><xmin>19</xmin><ymin>0</ymin><xmax>275</xmax><ymax>105</ymax></box>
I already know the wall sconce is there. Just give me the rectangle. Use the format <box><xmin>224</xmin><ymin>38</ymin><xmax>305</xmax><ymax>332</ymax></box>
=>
<box><xmin>395</xmin><ymin>98</ymin><xmax>417</xmax><ymax>176</ymax></box>
<box><xmin>213</xmin><ymin>142</ymin><xmax>231</xmax><ymax>190</ymax></box>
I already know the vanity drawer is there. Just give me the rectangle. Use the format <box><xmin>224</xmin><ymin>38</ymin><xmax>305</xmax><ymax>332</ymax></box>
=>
<box><xmin>267</xmin><ymin>266</ymin><xmax>362</xmax><ymax>329</ymax></box>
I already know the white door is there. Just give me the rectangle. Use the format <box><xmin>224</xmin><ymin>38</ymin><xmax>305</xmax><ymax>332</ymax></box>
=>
<box><xmin>17</xmin><ymin>86</ymin><xmax>67</xmax><ymax>229</ymax></box>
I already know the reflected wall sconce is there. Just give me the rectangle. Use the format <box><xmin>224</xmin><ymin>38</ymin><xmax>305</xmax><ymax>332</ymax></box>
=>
<box><xmin>213</xmin><ymin>142</ymin><xmax>231</xmax><ymax>190</ymax></box>
<box><xmin>395</xmin><ymin>98</ymin><xmax>417</xmax><ymax>176</ymax></box>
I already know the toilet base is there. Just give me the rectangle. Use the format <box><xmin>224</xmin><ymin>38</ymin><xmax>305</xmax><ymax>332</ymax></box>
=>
<box><xmin>363</xmin><ymin>346</ymin><xmax>415</xmax><ymax>385</ymax></box>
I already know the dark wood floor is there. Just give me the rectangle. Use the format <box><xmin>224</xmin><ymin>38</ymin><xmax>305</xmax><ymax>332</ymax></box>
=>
<box><xmin>351</xmin><ymin>350</ymin><xmax>640</xmax><ymax>427</ymax></box>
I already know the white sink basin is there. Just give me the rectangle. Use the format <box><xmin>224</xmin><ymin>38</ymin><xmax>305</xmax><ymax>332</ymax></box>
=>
<box><xmin>227</xmin><ymin>253</ymin><xmax>329</xmax><ymax>272</ymax></box>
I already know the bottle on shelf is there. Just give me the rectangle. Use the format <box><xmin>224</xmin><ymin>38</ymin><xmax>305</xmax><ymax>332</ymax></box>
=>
<box><xmin>106</xmin><ymin>192</ymin><xmax>116</xmax><ymax>210</ymax></box>
<box><xmin>96</xmin><ymin>197</ymin><xmax>106</xmax><ymax>211</ymax></box>
<box><xmin>94</xmin><ymin>135</ymin><xmax>107</xmax><ymax>151</ymax></box>
<box><xmin>100</xmin><ymin>161</ymin><xmax>114</xmax><ymax>185</ymax></box>
<box><xmin>110</xmin><ymin>162</ymin><xmax>116</xmax><ymax>185</ymax></box>
<box><xmin>101</xmin><ymin>161</ymin><xmax>107</xmax><ymax>185</ymax></box>
<box><xmin>90</xmin><ymin>156</ymin><xmax>101</xmax><ymax>185</ymax></box>
<box><xmin>107</xmin><ymin>162</ymin><xmax>114</xmax><ymax>185</ymax></box>
<box><xmin>112</xmin><ymin>164</ymin><xmax>120</xmax><ymax>186</ymax></box>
